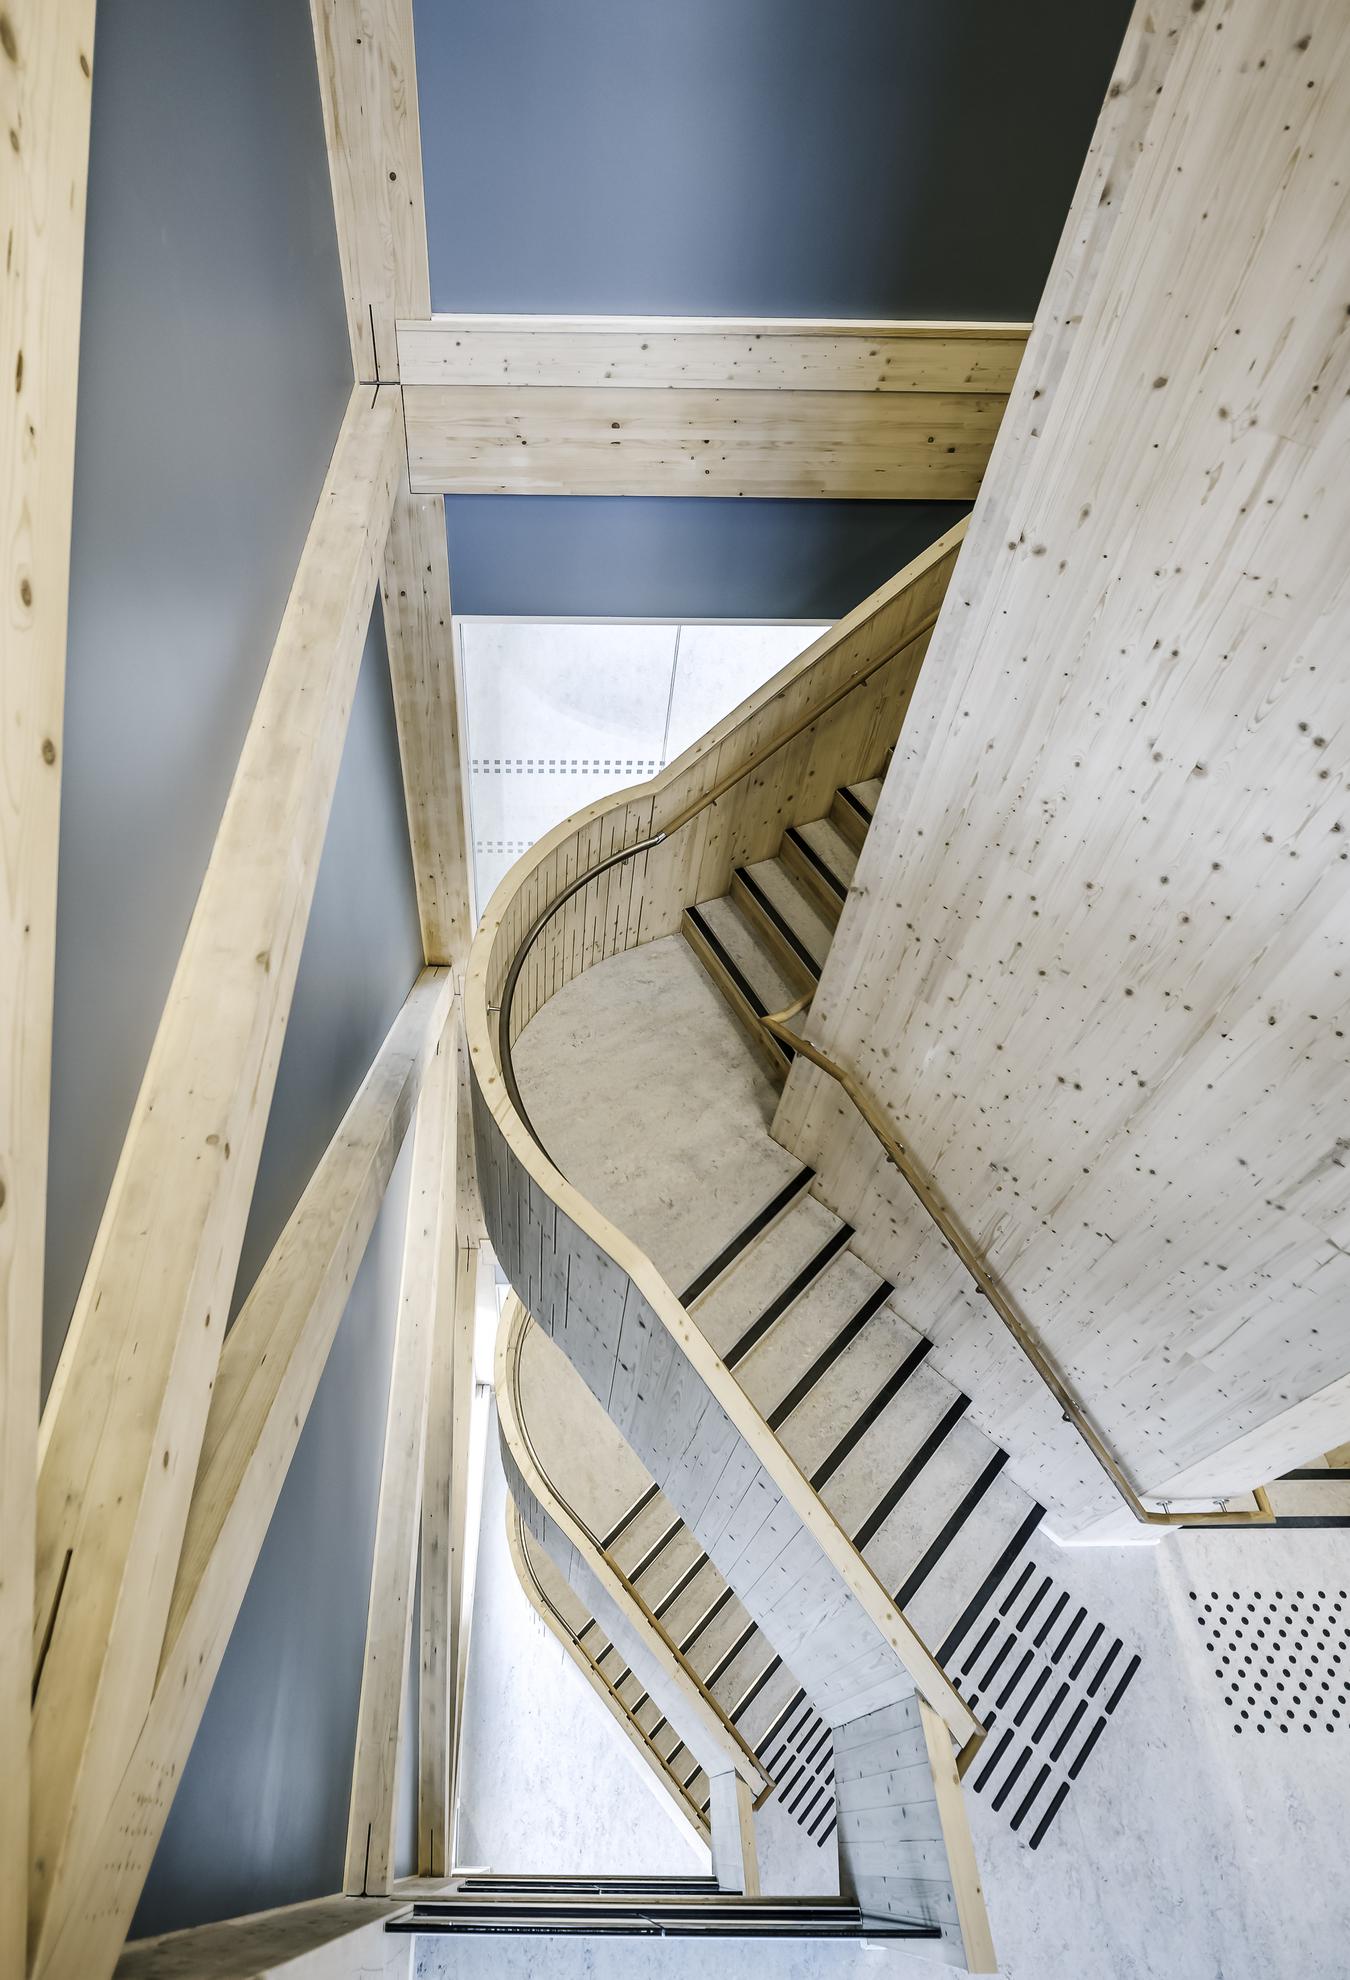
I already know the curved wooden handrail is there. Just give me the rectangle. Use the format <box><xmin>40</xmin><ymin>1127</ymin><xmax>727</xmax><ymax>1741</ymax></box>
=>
<box><xmin>504</xmin><ymin>1498</ymin><xmax>712</xmax><ymax>1843</ymax></box>
<box><xmin>468</xmin><ymin>524</ymin><xmax>984</xmax><ymax>1756</ymax></box>
<box><xmin>495</xmin><ymin>1299</ymin><xmax>772</xmax><ymax>1796</ymax></box>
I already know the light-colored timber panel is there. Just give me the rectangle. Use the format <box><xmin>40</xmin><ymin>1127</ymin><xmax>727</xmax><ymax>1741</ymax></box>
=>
<box><xmin>381</xmin><ymin>476</ymin><xmax>472</xmax><ymax>966</ymax></box>
<box><xmin>478</xmin><ymin>521</ymin><xmax>964</xmax><ymax>1033</ymax></box>
<box><xmin>415</xmin><ymin>1054</ymin><xmax>464</xmax><ymax>1878</ymax></box>
<box><xmin>405</xmin><ymin>385</ymin><xmax>1003</xmax><ymax>500</ymax></box>
<box><xmin>506</xmin><ymin>1506</ymin><xmax>712</xmax><ymax>1847</ymax></box>
<box><xmin>0</xmin><ymin>4</ymin><xmax>95</xmax><ymax>1973</ymax></box>
<box><xmin>29</xmin><ymin>387</ymin><xmax>403</xmax><ymax>1973</ymax></box>
<box><xmin>775</xmin><ymin>0</ymin><xmax>1350</xmax><ymax>1526</ymax></box>
<box><xmin>37</xmin><ymin>972</ymin><xmax>450</xmax><ymax>1980</ymax></box>
<box><xmin>497</xmin><ymin>1299</ymin><xmax>771</xmax><ymax>1792</ymax></box>
<box><xmin>396</xmin><ymin>314</ymin><xmax>1029</xmax><ymax>394</ymax></box>
<box><xmin>345</xmin><ymin>1014</ymin><xmax>458</xmax><ymax>1895</ymax></box>
<box><xmin>113</xmin><ymin>1897</ymin><xmax>402</xmax><ymax>1980</ymax></box>
<box><xmin>310</xmin><ymin>0</ymin><xmax>429</xmax><ymax>381</ymax></box>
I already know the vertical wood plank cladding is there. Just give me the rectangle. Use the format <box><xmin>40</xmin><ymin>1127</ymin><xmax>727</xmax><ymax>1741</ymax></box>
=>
<box><xmin>776</xmin><ymin>0</ymin><xmax>1350</xmax><ymax>1524</ymax></box>
<box><xmin>404</xmin><ymin>385</ymin><xmax>1002</xmax><ymax>500</ymax></box>
<box><xmin>29</xmin><ymin>389</ymin><xmax>402</xmax><ymax>1975</ymax></box>
<box><xmin>396</xmin><ymin>316</ymin><xmax>1030</xmax><ymax>394</ymax></box>
<box><xmin>0</xmin><ymin>4</ymin><xmax>95</xmax><ymax>1971</ymax></box>
<box><xmin>33</xmin><ymin>970</ymin><xmax>450</xmax><ymax>1980</ymax></box>
<box><xmin>310</xmin><ymin>0</ymin><xmax>429</xmax><ymax>381</ymax></box>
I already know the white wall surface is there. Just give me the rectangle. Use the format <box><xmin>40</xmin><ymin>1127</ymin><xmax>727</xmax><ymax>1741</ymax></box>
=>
<box><xmin>459</xmin><ymin>620</ymin><xmax>824</xmax><ymax>912</ymax></box>
<box><xmin>455</xmin><ymin>1432</ymin><xmax>711</xmax><ymax>1877</ymax></box>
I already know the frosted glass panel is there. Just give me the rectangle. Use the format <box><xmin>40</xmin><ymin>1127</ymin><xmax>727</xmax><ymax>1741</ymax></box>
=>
<box><xmin>664</xmin><ymin>623</ymin><xmax>825</xmax><ymax>763</ymax></box>
<box><xmin>461</xmin><ymin>619</ymin><xmax>827</xmax><ymax>917</ymax></box>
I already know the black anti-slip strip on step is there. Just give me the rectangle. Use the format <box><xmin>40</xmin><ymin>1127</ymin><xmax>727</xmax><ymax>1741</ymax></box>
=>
<box><xmin>1070</xmin><ymin>1621</ymin><xmax>1105</xmax><ymax>1682</ymax></box>
<box><xmin>998</xmin><ymin>1562</ymin><xmax>1036</xmax><ymax>1618</ymax></box>
<box><xmin>938</xmin><ymin>1500</ymin><xmax>1046</xmax><ymax>1665</ymax></box>
<box><xmin>838</xmin><ymin>784</ymin><xmax>875</xmax><ymax>829</ymax></box>
<box><xmin>959</xmin><ymin>1618</ymin><xmax>999</xmax><ymax>1677</ymax></box>
<box><xmin>631</xmin><ymin>1517</ymin><xmax>684</xmax><ymax>1584</ymax></box>
<box><xmin>601</xmin><ymin>1483</ymin><xmax>660</xmax><ymax>1553</ymax></box>
<box><xmin>756</xmin><ymin>1686</ymin><xmax>808</xmax><ymax>1756</ymax></box>
<box><xmin>811</xmin><ymin>1338</ymin><xmax>932</xmax><ymax>1493</ymax></box>
<box><xmin>892</xmin><ymin>1449</ymin><xmax>1008</xmax><ymax>1610</ymax></box>
<box><xmin>679</xmin><ymin>1168</ymin><xmax>815</xmax><ymax>1305</ymax></box>
<box><xmin>973</xmin><ymin>1727</ymin><xmax>1013</xmax><ymax>1793</ymax></box>
<box><xmin>1034</xmin><ymin>1591</ymin><xmax>1069</xmax><ymax>1649</ymax></box>
<box><xmin>724</xmin><ymin>1223</ymin><xmax>855</xmax><ymax>1370</ymax></box>
<box><xmin>785</xmin><ymin>826</ymin><xmax>847</xmax><ymax>901</ymax></box>
<box><xmin>1049</xmin><ymin>1698</ymin><xmax>1088</xmax><ymax>1764</ymax></box>
<box><xmin>1014</xmin><ymin>1666</ymin><xmax>1051</xmax><ymax>1728</ymax></box>
<box><xmin>686</xmin><ymin>907</ymin><xmax>790</xmax><ymax>1059</ymax></box>
<box><xmin>851</xmin><ymin>1393</ymin><xmax>969</xmax><ymax>1552</ymax></box>
<box><xmin>730</xmin><ymin>1653</ymin><xmax>780</xmax><ymax>1724</ymax></box>
<box><xmin>768</xmin><ymin>1280</ymin><xmax>893</xmax><ymax>1432</ymax></box>
<box><xmin>706</xmin><ymin>1620</ymin><xmax>759</xmax><ymax>1689</ymax></box>
<box><xmin>735</xmin><ymin>865</ymin><xmax>823</xmax><ymax>977</ymax></box>
<box><xmin>1018</xmin><ymin>1576</ymin><xmax>1053</xmax><ymax>1633</ymax></box>
<box><xmin>653</xmin><ymin>1548</ymin><xmax>711</xmax><ymax>1620</ymax></box>
<box><xmin>677</xmin><ymin>1585</ymin><xmax>734</xmax><ymax>1657</ymax></box>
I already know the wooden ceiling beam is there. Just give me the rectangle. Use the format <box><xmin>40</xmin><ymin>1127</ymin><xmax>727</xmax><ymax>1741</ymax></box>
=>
<box><xmin>1</xmin><ymin>5</ymin><xmax>96</xmax><ymax>1974</ymax></box>
<box><xmin>395</xmin><ymin>313</ymin><xmax>1027</xmax><ymax>501</ymax></box>
<box><xmin>35</xmin><ymin>967</ymin><xmax>451</xmax><ymax>1980</ymax></box>
<box><xmin>29</xmin><ymin>385</ymin><xmax>403</xmax><ymax>1978</ymax></box>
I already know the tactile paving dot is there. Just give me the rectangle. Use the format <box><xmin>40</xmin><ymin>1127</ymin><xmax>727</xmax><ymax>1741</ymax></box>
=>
<box><xmin>1188</xmin><ymin>1587</ymin><xmax>1349</xmax><ymax>1733</ymax></box>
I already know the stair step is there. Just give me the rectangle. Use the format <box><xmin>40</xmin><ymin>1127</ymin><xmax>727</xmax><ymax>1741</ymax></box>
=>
<box><xmin>814</xmin><ymin>1356</ymin><xmax>966</xmax><ymax>1537</ymax></box>
<box><xmin>830</xmin><ymin>779</ymin><xmax>883</xmax><ymax>852</ymax></box>
<box><xmin>796</xmin><ymin>814</ymin><xmax>859</xmax><ymax>892</ymax></box>
<box><xmin>905</xmin><ymin>1466</ymin><xmax>1042</xmax><ymax>1651</ymax></box>
<box><xmin>682</xmin><ymin>898</ymin><xmax>795</xmax><ymax>1079</ymax></box>
<box><xmin>691</xmin><ymin>1192</ymin><xmax>845</xmax><ymax>1360</ymax></box>
<box><xmin>735</xmin><ymin>1246</ymin><xmax>887</xmax><ymax>1421</ymax></box>
<box><xmin>858</xmin><ymin>1414</ymin><xmax>1003</xmax><ymax>1602</ymax></box>
<box><xmin>773</xmin><ymin>1296</ymin><xmax>928</xmax><ymax>1482</ymax></box>
<box><xmin>780</xmin><ymin>819</ymin><xmax>855</xmax><ymax>924</ymax></box>
<box><xmin>733</xmin><ymin>859</ymin><xmax>834</xmax><ymax>986</ymax></box>
<box><xmin>1265</xmin><ymin>1475</ymin><xmax>1350</xmax><ymax>1520</ymax></box>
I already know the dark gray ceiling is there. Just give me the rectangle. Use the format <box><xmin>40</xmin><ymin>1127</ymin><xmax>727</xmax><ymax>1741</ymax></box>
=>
<box><xmin>415</xmin><ymin>0</ymin><xmax>1132</xmax><ymax>319</ymax></box>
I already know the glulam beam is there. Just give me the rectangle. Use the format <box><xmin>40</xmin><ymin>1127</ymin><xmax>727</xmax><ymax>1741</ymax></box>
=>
<box><xmin>0</xmin><ymin>6</ymin><xmax>96</xmax><ymax>1970</ymax></box>
<box><xmin>35</xmin><ymin>967</ymin><xmax>450</xmax><ymax>1980</ymax></box>
<box><xmin>345</xmin><ymin>1013</ymin><xmax>459</xmax><ymax>1895</ymax></box>
<box><xmin>29</xmin><ymin>385</ymin><xmax>403</xmax><ymax>1973</ymax></box>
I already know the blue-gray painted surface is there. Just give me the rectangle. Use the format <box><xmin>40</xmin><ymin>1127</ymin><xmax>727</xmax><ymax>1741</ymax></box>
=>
<box><xmin>444</xmin><ymin>496</ymin><xmax>969</xmax><ymax>622</ymax></box>
<box><xmin>415</xmin><ymin>0</ymin><xmax>1131</xmax><ymax>318</ymax></box>
<box><xmin>52</xmin><ymin>0</ymin><xmax>423</xmax><ymax>1935</ymax></box>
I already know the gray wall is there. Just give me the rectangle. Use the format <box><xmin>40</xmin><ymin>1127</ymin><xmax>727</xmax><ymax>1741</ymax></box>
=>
<box><xmin>444</xmin><ymin>495</ymin><xmax>968</xmax><ymax>622</ymax></box>
<box><xmin>415</xmin><ymin>0</ymin><xmax>1130</xmax><ymax>319</ymax></box>
<box><xmin>421</xmin><ymin>0</ymin><xmax>1130</xmax><ymax>622</ymax></box>
<box><xmin>52</xmin><ymin>0</ymin><xmax>424</xmax><ymax>1935</ymax></box>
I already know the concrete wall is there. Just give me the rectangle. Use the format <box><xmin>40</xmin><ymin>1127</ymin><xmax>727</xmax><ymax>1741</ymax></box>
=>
<box><xmin>49</xmin><ymin>0</ymin><xmax>424</xmax><ymax>1934</ymax></box>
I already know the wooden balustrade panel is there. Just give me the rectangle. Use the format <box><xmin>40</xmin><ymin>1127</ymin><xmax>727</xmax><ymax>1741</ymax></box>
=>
<box><xmin>477</xmin><ymin>522</ymin><xmax>965</xmax><ymax>1047</ymax></box>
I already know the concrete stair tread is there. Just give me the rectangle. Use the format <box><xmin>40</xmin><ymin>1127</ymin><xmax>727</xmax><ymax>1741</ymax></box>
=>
<box><xmin>813</xmin><ymin>1357</ymin><xmax>964</xmax><ymax>1536</ymax></box>
<box><xmin>626</xmin><ymin>1520</ymin><xmax>704</xmax><ymax>1599</ymax></box>
<box><xmin>856</xmin><ymin>1416</ymin><xmax>997</xmax><ymax>1600</ymax></box>
<box><xmin>679</xmin><ymin>1589</ymin><xmax>756</xmax><ymax>1675</ymax></box>
<box><xmin>690</xmin><ymin>1192</ymin><xmax>845</xmax><ymax>1360</ymax></box>
<box><xmin>904</xmin><ymin>1466</ymin><xmax>1037</xmax><ymax>1648</ymax></box>
<box><xmin>734</xmin><ymin>1247</ymin><xmax>887</xmax><ymax>1419</ymax></box>
<box><xmin>738</xmin><ymin>857</ymin><xmax>836</xmax><ymax>975</ymax></box>
<box><xmin>772</xmin><ymin>1296</ymin><xmax>927</xmax><ymax>1480</ymax></box>
<box><xmin>690</xmin><ymin>893</ymin><xmax>799</xmax><ymax>1018</ymax></box>
<box><xmin>794</xmin><ymin>814</ymin><xmax>859</xmax><ymax>892</ymax></box>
